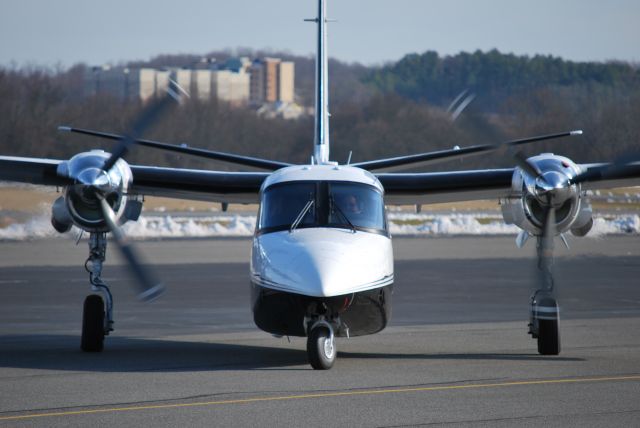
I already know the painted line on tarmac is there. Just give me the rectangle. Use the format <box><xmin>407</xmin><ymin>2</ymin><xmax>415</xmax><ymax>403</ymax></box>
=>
<box><xmin>2</xmin><ymin>374</ymin><xmax>639</xmax><ymax>422</ymax></box>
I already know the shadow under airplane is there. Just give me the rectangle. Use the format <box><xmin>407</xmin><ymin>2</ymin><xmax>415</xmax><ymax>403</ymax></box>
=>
<box><xmin>0</xmin><ymin>334</ymin><xmax>583</xmax><ymax>373</ymax></box>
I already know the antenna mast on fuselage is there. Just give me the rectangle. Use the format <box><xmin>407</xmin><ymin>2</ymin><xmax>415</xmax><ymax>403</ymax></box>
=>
<box><xmin>306</xmin><ymin>0</ymin><xmax>330</xmax><ymax>164</ymax></box>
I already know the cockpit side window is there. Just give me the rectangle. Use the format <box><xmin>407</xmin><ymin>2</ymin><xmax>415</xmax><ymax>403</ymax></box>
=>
<box><xmin>259</xmin><ymin>182</ymin><xmax>316</xmax><ymax>230</ymax></box>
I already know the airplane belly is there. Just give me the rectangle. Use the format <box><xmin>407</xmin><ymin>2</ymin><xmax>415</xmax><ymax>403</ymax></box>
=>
<box><xmin>250</xmin><ymin>283</ymin><xmax>393</xmax><ymax>337</ymax></box>
<box><xmin>250</xmin><ymin>228</ymin><xmax>394</xmax><ymax>297</ymax></box>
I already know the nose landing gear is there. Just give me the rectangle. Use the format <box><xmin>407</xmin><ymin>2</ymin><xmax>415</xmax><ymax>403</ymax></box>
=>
<box><xmin>306</xmin><ymin>318</ymin><xmax>336</xmax><ymax>370</ymax></box>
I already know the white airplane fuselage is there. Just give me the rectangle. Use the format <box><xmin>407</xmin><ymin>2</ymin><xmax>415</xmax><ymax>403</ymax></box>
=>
<box><xmin>250</xmin><ymin>164</ymin><xmax>394</xmax><ymax>337</ymax></box>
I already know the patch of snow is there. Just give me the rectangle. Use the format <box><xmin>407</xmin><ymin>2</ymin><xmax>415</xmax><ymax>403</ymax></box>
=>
<box><xmin>0</xmin><ymin>213</ymin><xmax>638</xmax><ymax>240</ymax></box>
<box><xmin>0</xmin><ymin>214</ymin><xmax>60</xmax><ymax>240</ymax></box>
<box><xmin>589</xmin><ymin>215</ymin><xmax>640</xmax><ymax>237</ymax></box>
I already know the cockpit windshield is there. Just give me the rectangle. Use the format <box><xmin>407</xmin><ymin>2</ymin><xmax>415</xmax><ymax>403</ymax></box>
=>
<box><xmin>259</xmin><ymin>182</ymin><xmax>316</xmax><ymax>231</ymax></box>
<box><xmin>258</xmin><ymin>181</ymin><xmax>386</xmax><ymax>234</ymax></box>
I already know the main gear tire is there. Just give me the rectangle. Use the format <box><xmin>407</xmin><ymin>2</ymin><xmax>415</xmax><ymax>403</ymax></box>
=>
<box><xmin>81</xmin><ymin>294</ymin><xmax>105</xmax><ymax>352</ymax></box>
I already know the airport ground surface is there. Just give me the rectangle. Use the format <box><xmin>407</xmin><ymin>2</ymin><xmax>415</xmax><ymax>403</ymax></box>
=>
<box><xmin>0</xmin><ymin>236</ymin><xmax>639</xmax><ymax>427</ymax></box>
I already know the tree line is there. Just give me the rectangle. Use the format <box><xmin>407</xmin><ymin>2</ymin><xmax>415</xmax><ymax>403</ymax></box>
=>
<box><xmin>0</xmin><ymin>49</ymin><xmax>638</xmax><ymax>173</ymax></box>
<box><xmin>367</xmin><ymin>49</ymin><xmax>640</xmax><ymax>110</ymax></box>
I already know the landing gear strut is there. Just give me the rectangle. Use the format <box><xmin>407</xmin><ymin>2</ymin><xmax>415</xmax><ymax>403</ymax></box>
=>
<box><xmin>81</xmin><ymin>232</ymin><xmax>114</xmax><ymax>352</ymax></box>
<box><xmin>306</xmin><ymin>318</ymin><xmax>336</xmax><ymax>370</ymax></box>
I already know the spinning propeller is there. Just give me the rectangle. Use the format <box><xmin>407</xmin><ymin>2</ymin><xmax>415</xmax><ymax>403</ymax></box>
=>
<box><xmin>513</xmin><ymin>152</ymin><xmax>564</xmax><ymax>292</ymax></box>
<box><xmin>65</xmin><ymin>81</ymin><xmax>186</xmax><ymax>301</ymax></box>
<box><xmin>514</xmin><ymin>149</ymin><xmax>640</xmax><ymax>293</ymax></box>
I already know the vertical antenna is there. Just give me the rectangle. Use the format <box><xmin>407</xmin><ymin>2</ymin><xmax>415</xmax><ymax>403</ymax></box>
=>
<box><xmin>306</xmin><ymin>0</ymin><xmax>330</xmax><ymax>164</ymax></box>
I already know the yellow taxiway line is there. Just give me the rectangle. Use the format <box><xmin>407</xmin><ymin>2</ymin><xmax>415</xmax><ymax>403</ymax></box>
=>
<box><xmin>2</xmin><ymin>374</ymin><xmax>639</xmax><ymax>422</ymax></box>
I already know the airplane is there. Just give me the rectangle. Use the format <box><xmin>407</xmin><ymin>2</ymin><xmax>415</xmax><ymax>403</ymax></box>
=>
<box><xmin>1</xmin><ymin>0</ymin><xmax>639</xmax><ymax>370</ymax></box>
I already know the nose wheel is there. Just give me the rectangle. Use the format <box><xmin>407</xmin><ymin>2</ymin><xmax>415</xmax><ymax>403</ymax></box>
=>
<box><xmin>307</xmin><ymin>322</ymin><xmax>336</xmax><ymax>370</ymax></box>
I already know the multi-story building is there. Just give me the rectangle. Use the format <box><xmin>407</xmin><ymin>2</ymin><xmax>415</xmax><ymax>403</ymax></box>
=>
<box><xmin>249</xmin><ymin>58</ymin><xmax>295</xmax><ymax>105</ymax></box>
<box><xmin>264</xmin><ymin>58</ymin><xmax>280</xmax><ymax>103</ymax></box>
<box><xmin>173</xmin><ymin>69</ymin><xmax>193</xmax><ymax>96</ymax></box>
<box><xmin>212</xmin><ymin>69</ymin><xmax>250</xmax><ymax>106</ymax></box>
<box><xmin>278</xmin><ymin>61</ymin><xmax>295</xmax><ymax>103</ymax></box>
<box><xmin>249</xmin><ymin>61</ymin><xmax>265</xmax><ymax>105</ymax></box>
<box><xmin>193</xmin><ymin>69</ymin><xmax>213</xmax><ymax>100</ymax></box>
<box><xmin>85</xmin><ymin>66</ymin><xmax>158</xmax><ymax>103</ymax></box>
<box><xmin>155</xmin><ymin>69</ymin><xmax>171</xmax><ymax>95</ymax></box>
<box><xmin>85</xmin><ymin>56</ymin><xmax>294</xmax><ymax>113</ymax></box>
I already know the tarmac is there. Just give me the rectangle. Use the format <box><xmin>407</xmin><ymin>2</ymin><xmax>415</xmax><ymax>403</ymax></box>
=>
<box><xmin>0</xmin><ymin>236</ymin><xmax>639</xmax><ymax>427</ymax></box>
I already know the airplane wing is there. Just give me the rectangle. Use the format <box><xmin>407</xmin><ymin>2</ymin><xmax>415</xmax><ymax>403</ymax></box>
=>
<box><xmin>378</xmin><ymin>162</ymin><xmax>640</xmax><ymax>205</ymax></box>
<box><xmin>3</xmin><ymin>155</ymin><xmax>639</xmax><ymax>207</ymax></box>
<box><xmin>129</xmin><ymin>165</ymin><xmax>268</xmax><ymax>204</ymax></box>
<box><xmin>377</xmin><ymin>168</ymin><xmax>514</xmax><ymax>205</ymax></box>
<box><xmin>0</xmin><ymin>156</ymin><xmax>268</xmax><ymax>204</ymax></box>
<box><xmin>0</xmin><ymin>156</ymin><xmax>71</xmax><ymax>186</ymax></box>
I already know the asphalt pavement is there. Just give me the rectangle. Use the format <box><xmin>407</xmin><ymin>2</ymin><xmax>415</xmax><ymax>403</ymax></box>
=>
<box><xmin>0</xmin><ymin>236</ymin><xmax>639</xmax><ymax>427</ymax></box>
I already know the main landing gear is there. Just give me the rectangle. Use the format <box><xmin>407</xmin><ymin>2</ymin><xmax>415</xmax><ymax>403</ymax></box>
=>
<box><xmin>527</xmin><ymin>236</ymin><xmax>561</xmax><ymax>355</ymax></box>
<box><xmin>528</xmin><ymin>291</ymin><xmax>560</xmax><ymax>355</ymax></box>
<box><xmin>306</xmin><ymin>317</ymin><xmax>338</xmax><ymax>370</ymax></box>
<box><xmin>81</xmin><ymin>233</ymin><xmax>114</xmax><ymax>352</ymax></box>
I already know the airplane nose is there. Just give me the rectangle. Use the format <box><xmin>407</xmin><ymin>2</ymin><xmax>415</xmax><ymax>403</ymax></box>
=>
<box><xmin>287</xmin><ymin>247</ymin><xmax>346</xmax><ymax>296</ymax></box>
<box><xmin>253</xmin><ymin>229</ymin><xmax>393</xmax><ymax>297</ymax></box>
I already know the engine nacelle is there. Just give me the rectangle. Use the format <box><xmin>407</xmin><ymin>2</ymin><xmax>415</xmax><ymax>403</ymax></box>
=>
<box><xmin>501</xmin><ymin>153</ymin><xmax>593</xmax><ymax>237</ymax></box>
<box><xmin>51</xmin><ymin>150</ymin><xmax>142</xmax><ymax>233</ymax></box>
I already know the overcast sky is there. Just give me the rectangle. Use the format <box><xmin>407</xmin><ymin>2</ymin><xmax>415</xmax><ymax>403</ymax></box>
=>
<box><xmin>1</xmin><ymin>0</ymin><xmax>638</xmax><ymax>68</ymax></box>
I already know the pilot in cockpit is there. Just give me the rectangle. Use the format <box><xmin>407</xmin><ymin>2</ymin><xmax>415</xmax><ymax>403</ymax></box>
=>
<box><xmin>341</xmin><ymin>194</ymin><xmax>363</xmax><ymax>215</ymax></box>
<box><xmin>333</xmin><ymin>192</ymin><xmax>366</xmax><ymax>225</ymax></box>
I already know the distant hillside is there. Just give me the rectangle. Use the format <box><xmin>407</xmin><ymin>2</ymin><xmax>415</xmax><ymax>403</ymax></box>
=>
<box><xmin>1</xmin><ymin>49</ymin><xmax>638</xmax><ymax>170</ymax></box>
<box><xmin>120</xmin><ymin>48</ymin><xmax>640</xmax><ymax>114</ymax></box>
<box><xmin>366</xmin><ymin>49</ymin><xmax>640</xmax><ymax>110</ymax></box>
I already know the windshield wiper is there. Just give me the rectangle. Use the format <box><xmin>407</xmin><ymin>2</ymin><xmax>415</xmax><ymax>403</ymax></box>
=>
<box><xmin>290</xmin><ymin>198</ymin><xmax>315</xmax><ymax>232</ymax></box>
<box><xmin>330</xmin><ymin>196</ymin><xmax>356</xmax><ymax>233</ymax></box>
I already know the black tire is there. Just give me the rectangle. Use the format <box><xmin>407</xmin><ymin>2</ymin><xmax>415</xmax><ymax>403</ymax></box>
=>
<box><xmin>307</xmin><ymin>327</ymin><xmax>336</xmax><ymax>370</ymax></box>
<box><xmin>537</xmin><ymin>319</ymin><xmax>560</xmax><ymax>355</ymax></box>
<box><xmin>81</xmin><ymin>295</ymin><xmax>105</xmax><ymax>352</ymax></box>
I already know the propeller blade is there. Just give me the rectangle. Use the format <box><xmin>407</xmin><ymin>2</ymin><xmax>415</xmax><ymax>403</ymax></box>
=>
<box><xmin>537</xmin><ymin>205</ymin><xmax>556</xmax><ymax>292</ymax></box>
<box><xmin>450</xmin><ymin>92</ymin><xmax>476</xmax><ymax>122</ymax></box>
<box><xmin>446</xmin><ymin>89</ymin><xmax>469</xmax><ymax>113</ymax></box>
<box><xmin>99</xmin><ymin>198</ymin><xmax>165</xmax><ymax>302</ymax></box>
<box><xmin>102</xmin><ymin>80</ymin><xmax>184</xmax><ymax>172</ymax></box>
